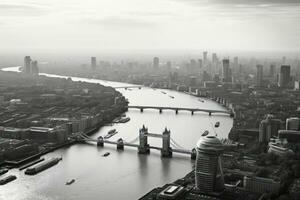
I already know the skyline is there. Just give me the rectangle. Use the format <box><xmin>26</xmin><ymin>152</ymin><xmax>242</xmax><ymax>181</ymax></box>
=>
<box><xmin>1</xmin><ymin>0</ymin><xmax>300</xmax><ymax>54</ymax></box>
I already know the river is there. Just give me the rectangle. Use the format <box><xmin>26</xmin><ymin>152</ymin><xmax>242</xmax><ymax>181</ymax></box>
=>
<box><xmin>1</xmin><ymin>66</ymin><xmax>233</xmax><ymax>200</ymax></box>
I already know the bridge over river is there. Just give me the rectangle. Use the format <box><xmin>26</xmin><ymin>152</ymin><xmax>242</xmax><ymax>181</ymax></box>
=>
<box><xmin>126</xmin><ymin>105</ymin><xmax>234</xmax><ymax>117</ymax></box>
<box><xmin>72</xmin><ymin>126</ymin><xmax>196</xmax><ymax>159</ymax></box>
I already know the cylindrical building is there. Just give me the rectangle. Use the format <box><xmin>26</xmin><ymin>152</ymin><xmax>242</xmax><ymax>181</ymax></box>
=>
<box><xmin>195</xmin><ymin>136</ymin><xmax>224</xmax><ymax>194</ymax></box>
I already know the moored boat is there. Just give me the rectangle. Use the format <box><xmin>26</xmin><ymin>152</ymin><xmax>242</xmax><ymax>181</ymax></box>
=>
<box><xmin>25</xmin><ymin>157</ymin><xmax>62</xmax><ymax>175</ymax></box>
<box><xmin>0</xmin><ymin>175</ymin><xmax>17</xmax><ymax>185</ymax></box>
<box><xmin>0</xmin><ymin>168</ymin><xmax>8</xmax><ymax>176</ymax></box>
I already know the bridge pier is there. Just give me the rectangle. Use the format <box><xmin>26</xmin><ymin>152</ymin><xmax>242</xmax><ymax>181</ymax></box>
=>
<box><xmin>191</xmin><ymin>148</ymin><xmax>196</xmax><ymax>160</ymax></box>
<box><xmin>140</xmin><ymin>108</ymin><xmax>143</xmax><ymax>112</ymax></box>
<box><xmin>159</xmin><ymin>109</ymin><xmax>162</xmax><ymax>114</ymax></box>
<box><xmin>161</xmin><ymin>128</ymin><xmax>172</xmax><ymax>157</ymax></box>
<box><xmin>117</xmin><ymin>138</ymin><xmax>124</xmax><ymax>150</ymax></box>
<box><xmin>209</xmin><ymin>112</ymin><xmax>212</xmax><ymax>116</ymax></box>
<box><xmin>97</xmin><ymin>136</ymin><xmax>104</xmax><ymax>147</ymax></box>
<box><xmin>191</xmin><ymin>111</ymin><xmax>194</xmax><ymax>115</ymax></box>
<box><xmin>175</xmin><ymin>109</ymin><xmax>178</xmax><ymax>114</ymax></box>
<box><xmin>138</xmin><ymin>125</ymin><xmax>150</xmax><ymax>154</ymax></box>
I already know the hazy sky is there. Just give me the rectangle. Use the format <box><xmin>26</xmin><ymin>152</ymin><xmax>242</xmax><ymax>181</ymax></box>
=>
<box><xmin>1</xmin><ymin>0</ymin><xmax>300</xmax><ymax>54</ymax></box>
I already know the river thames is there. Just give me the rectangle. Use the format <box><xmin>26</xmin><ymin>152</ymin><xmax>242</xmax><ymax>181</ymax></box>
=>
<box><xmin>1</xmin><ymin>67</ymin><xmax>233</xmax><ymax>200</ymax></box>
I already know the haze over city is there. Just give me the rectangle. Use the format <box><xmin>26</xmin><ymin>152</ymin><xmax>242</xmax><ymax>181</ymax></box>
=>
<box><xmin>1</xmin><ymin>0</ymin><xmax>300</xmax><ymax>55</ymax></box>
<box><xmin>2</xmin><ymin>1</ymin><xmax>300</xmax><ymax>200</ymax></box>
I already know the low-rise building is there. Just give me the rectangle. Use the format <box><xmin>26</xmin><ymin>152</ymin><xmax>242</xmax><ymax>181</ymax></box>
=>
<box><xmin>243</xmin><ymin>176</ymin><xmax>280</xmax><ymax>194</ymax></box>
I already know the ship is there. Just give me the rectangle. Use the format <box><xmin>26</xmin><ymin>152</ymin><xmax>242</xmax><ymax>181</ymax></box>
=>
<box><xmin>25</xmin><ymin>157</ymin><xmax>62</xmax><ymax>175</ymax></box>
<box><xmin>161</xmin><ymin>91</ymin><xmax>166</xmax><ymax>94</ymax></box>
<box><xmin>0</xmin><ymin>168</ymin><xmax>8</xmax><ymax>176</ymax></box>
<box><xmin>66</xmin><ymin>179</ymin><xmax>75</xmax><ymax>185</ymax></box>
<box><xmin>118</xmin><ymin>117</ymin><xmax>130</xmax><ymax>123</ymax></box>
<box><xmin>102</xmin><ymin>152</ymin><xmax>110</xmax><ymax>157</ymax></box>
<box><xmin>215</xmin><ymin>122</ymin><xmax>220</xmax><ymax>128</ymax></box>
<box><xmin>169</xmin><ymin>95</ymin><xmax>175</xmax><ymax>99</ymax></box>
<box><xmin>0</xmin><ymin>175</ymin><xmax>17</xmax><ymax>185</ymax></box>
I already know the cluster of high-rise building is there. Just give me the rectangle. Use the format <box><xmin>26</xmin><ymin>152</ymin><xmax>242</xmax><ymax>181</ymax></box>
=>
<box><xmin>140</xmin><ymin>135</ymin><xmax>281</xmax><ymax>199</ymax></box>
<box><xmin>23</xmin><ymin>56</ymin><xmax>39</xmax><ymax>75</ymax></box>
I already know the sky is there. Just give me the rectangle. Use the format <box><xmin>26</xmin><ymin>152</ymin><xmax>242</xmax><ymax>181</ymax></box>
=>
<box><xmin>0</xmin><ymin>0</ymin><xmax>300</xmax><ymax>54</ymax></box>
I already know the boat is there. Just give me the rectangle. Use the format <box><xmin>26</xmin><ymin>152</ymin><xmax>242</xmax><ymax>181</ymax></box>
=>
<box><xmin>0</xmin><ymin>168</ymin><xmax>8</xmax><ymax>176</ymax></box>
<box><xmin>104</xmin><ymin>129</ymin><xmax>118</xmax><ymax>139</ymax></box>
<box><xmin>102</xmin><ymin>152</ymin><xmax>110</xmax><ymax>157</ymax></box>
<box><xmin>169</xmin><ymin>95</ymin><xmax>175</xmax><ymax>99</ymax></box>
<box><xmin>161</xmin><ymin>91</ymin><xmax>166</xmax><ymax>94</ymax></box>
<box><xmin>215</xmin><ymin>122</ymin><xmax>220</xmax><ymax>128</ymax></box>
<box><xmin>66</xmin><ymin>179</ymin><xmax>75</xmax><ymax>185</ymax></box>
<box><xmin>201</xmin><ymin>130</ymin><xmax>209</xmax><ymax>136</ymax></box>
<box><xmin>25</xmin><ymin>157</ymin><xmax>62</xmax><ymax>175</ymax></box>
<box><xmin>198</xmin><ymin>99</ymin><xmax>204</xmax><ymax>103</ymax></box>
<box><xmin>0</xmin><ymin>175</ymin><xmax>17</xmax><ymax>185</ymax></box>
<box><xmin>118</xmin><ymin>117</ymin><xmax>130</xmax><ymax>123</ymax></box>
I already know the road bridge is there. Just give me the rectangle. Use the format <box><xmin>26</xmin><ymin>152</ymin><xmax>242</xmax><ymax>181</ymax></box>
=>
<box><xmin>72</xmin><ymin>126</ymin><xmax>197</xmax><ymax>159</ymax></box>
<box><xmin>126</xmin><ymin>105</ymin><xmax>234</xmax><ymax>117</ymax></box>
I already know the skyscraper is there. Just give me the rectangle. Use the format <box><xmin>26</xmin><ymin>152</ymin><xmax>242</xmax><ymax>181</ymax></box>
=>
<box><xmin>270</xmin><ymin>64</ymin><xmax>276</xmax><ymax>78</ymax></box>
<box><xmin>233</xmin><ymin>57</ymin><xmax>239</xmax><ymax>72</ymax></box>
<box><xmin>203</xmin><ymin>51</ymin><xmax>208</xmax><ymax>65</ymax></box>
<box><xmin>31</xmin><ymin>60</ymin><xmax>39</xmax><ymax>75</ymax></box>
<box><xmin>259</xmin><ymin>115</ymin><xmax>282</xmax><ymax>143</ymax></box>
<box><xmin>256</xmin><ymin>64</ymin><xmax>263</xmax><ymax>87</ymax></box>
<box><xmin>24</xmin><ymin>56</ymin><xmax>31</xmax><ymax>74</ymax></box>
<box><xmin>212</xmin><ymin>53</ymin><xmax>217</xmax><ymax>64</ymax></box>
<box><xmin>222</xmin><ymin>59</ymin><xmax>231</xmax><ymax>83</ymax></box>
<box><xmin>195</xmin><ymin>135</ymin><xmax>224</xmax><ymax>194</ymax></box>
<box><xmin>153</xmin><ymin>57</ymin><xmax>159</xmax><ymax>69</ymax></box>
<box><xmin>278</xmin><ymin>65</ymin><xmax>291</xmax><ymax>88</ymax></box>
<box><xmin>91</xmin><ymin>57</ymin><xmax>97</xmax><ymax>70</ymax></box>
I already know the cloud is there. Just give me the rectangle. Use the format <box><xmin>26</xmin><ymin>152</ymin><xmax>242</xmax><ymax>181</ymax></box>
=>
<box><xmin>179</xmin><ymin>0</ymin><xmax>300</xmax><ymax>5</ymax></box>
<box><xmin>0</xmin><ymin>3</ymin><xmax>52</xmax><ymax>16</ymax></box>
<box><xmin>83</xmin><ymin>16</ymin><xmax>156</xmax><ymax>29</ymax></box>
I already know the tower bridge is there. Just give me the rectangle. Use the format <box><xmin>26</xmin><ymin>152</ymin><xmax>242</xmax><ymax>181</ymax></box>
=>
<box><xmin>126</xmin><ymin>105</ymin><xmax>234</xmax><ymax>117</ymax></box>
<box><xmin>73</xmin><ymin>125</ymin><xmax>197</xmax><ymax>159</ymax></box>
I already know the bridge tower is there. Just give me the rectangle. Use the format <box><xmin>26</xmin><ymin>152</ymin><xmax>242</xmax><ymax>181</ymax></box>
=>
<box><xmin>191</xmin><ymin>148</ymin><xmax>196</xmax><ymax>160</ymax></box>
<box><xmin>138</xmin><ymin>125</ymin><xmax>150</xmax><ymax>154</ymax></box>
<box><xmin>117</xmin><ymin>138</ymin><xmax>124</xmax><ymax>150</ymax></box>
<box><xmin>97</xmin><ymin>136</ymin><xmax>104</xmax><ymax>147</ymax></box>
<box><xmin>161</xmin><ymin>128</ymin><xmax>172</xmax><ymax>157</ymax></box>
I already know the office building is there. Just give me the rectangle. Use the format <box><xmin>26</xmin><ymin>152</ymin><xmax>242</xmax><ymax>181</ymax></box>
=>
<box><xmin>195</xmin><ymin>135</ymin><xmax>224</xmax><ymax>194</ymax></box>
<box><xmin>91</xmin><ymin>57</ymin><xmax>97</xmax><ymax>70</ymax></box>
<box><xmin>31</xmin><ymin>60</ymin><xmax>39</xmax><ymax>75</ymax></box>
<box><xmin>222</xmin><ymin>59</ymin><xmax>231</xmax><ymax>83</ymax></box>
<box><xmin>270</xmin><ymin>64</ymin><xmax>276</xmax><ymax>77</ymax></box>
<box><xmin>153</xmin><ymin>57</ymin><xmax>159</xmax><ymax>69</ymax></box>
<box><xmin>286</xmin><ymin>117</ymin><xmax>300</xmax><ymax>131</ymax></box>
<box><xmin>278</xmin><ymin>65</ymin><xmax>291</xmax><ymax>88</ymax></box>
<box><xmin>256</xmin><ymin>65</ymin><xmax>263</xmax><ymax>87</ymax></box>
<box><xmin>259</xmin><ymin>115</ymin><xmax>281</xmax><ymax>143</ymax></box>
<box><xmin>203</xmin><ymin>51</ymin><xmax>208</xmax><ymax>65</ymax></box>
<box><xmin>212</xmin><ymin>53</ymin><xmax>217</xmax><ymax>64</ymax></box>
<box><xmin>24</xmin><ymin>56</ymin><xmax>31</xmax><ymax>74</ymax></box>
<box><xmin>244</xmin><ymin>176</ymin><xmax>280</xmax><ymax>194</ymax></box>
<box><xmin>233</xmin><ymin>57</ymin><xmax>239</xmax><ymax>72</ymax></box>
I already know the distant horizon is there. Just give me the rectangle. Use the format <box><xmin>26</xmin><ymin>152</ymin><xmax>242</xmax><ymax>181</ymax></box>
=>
<box><xmin>1</xmin><ymin>0</ymin><xmax>300</xmax><ymax>54</ymax></box>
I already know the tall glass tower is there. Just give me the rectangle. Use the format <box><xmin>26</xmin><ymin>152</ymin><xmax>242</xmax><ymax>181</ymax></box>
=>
<box><xmin>195</xmin><ymin>135</ymin><xmax>225</xmax><ymax>194</ymax></box>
